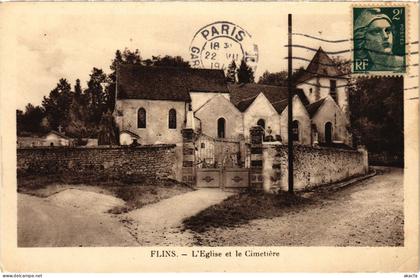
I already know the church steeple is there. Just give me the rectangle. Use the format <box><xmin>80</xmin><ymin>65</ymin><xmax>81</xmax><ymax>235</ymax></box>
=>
<box><xmin>297</xmin><ymin>47</ymin><xmax>344</xmax><ymax>84</ymax></box>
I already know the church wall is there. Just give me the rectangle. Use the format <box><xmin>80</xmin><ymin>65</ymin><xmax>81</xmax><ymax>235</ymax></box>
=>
<box><xmin>336</xmin><ymin>79</ymin><xmax>349</xmax><ymax>123</ymax></box>
<box><xmin>297</xmin><ymin>81</ymin><xmax>318</xmax><ymax>103</ymax></box>
<box><xmin>194</xmin><ymin>95</ymin><xmax>243</xmax><ymax>139</ymax></box>
<box><xmin>279</xmin><ymin>95</ymin><xmax>311</xmax><ymax>145</ymax></box>
<box><xmin>312</xmin><ymin>96</ymin><xmax>350</xmax><ymax>144</ymax></box>
<box><xmin>297</xmin><ymin>77</ymin><xmax>330</xmax><ymax>103</ymax></box>
<box><xmin>189</xmin><ymin>92</ymin><xmax>230</xmax><ymax>111</ymax></box>
<box><xmin>115</xmin><ymin>99</ymin><xmax>186</xmax><ymax>144</ymax></box>
<box><xmin>243</xmin><ymin>93</ymin><xmax>281</xmax><ymax>140</ymax></box>
<box><xmin>297</xmin><ymin>77</ymin><xmax>347</xmax><ymax>107</ymax></box>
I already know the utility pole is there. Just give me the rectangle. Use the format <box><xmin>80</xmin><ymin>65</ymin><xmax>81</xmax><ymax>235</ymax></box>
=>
<box><xmin>287</xmin><ymin>14</ymin><xmax>294</xmax><ymax>193</ymax></box>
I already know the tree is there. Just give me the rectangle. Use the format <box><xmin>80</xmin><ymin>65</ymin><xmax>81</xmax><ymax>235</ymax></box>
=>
<box><xmin>291</xmin><ymin>67</ymin><xmax>306</xmax><ymax>84</ymax></box>
<box><xmin>349</xmin><ymin>77</ymin><xmax>403</xmax><ymax>165</ymax></box>
<box><xmin>237</xmin><ymin>59</ymin><xmax>254</xmax><ymax>83</ymax></box>
<box><xmin>16</xmin><ymin>104</ymin><xmax>46</xmax><ymax>135</ymax></box>
<box><xmin>121</xmin><ymin>48</ymin><xmax>142</xmax><ymax>65</ymax></box>
<box><xmin>258</xmin><ymin>70</ymin><xmax>288</xmax><ymax>86</ymax></box>
<box><xmin>226</xmin><ymin>60</ymin><xmax>237</xmax><ymax>83</ymax></box>
<box><xmin>16</xmin><ymin>109</ymin><xmax>24</xmax><ymax>135</ymax></box>
<box><xmin>256</xmin><ymin>68</ymin><xmax>306</xmax><ymax>86</ymax></box>
<box><xmin>42</xmin><ymin>78</ymin><xmax>72</xmax><ymax>131</ymax></box>
<box><xmin>105</xmin><ymin>49</ymin><xmax>143</xmax><ymax>112</ymax></box>
<box><xmin>97</xmin><ymin>110</ymin><xmax>119</xmax><ymax>145</ymax></box>
<box><xmin>74</xmin><ymin>78</ymin><xmax>83</xmax><ymax>98</ymax></box>
<box><xmin>84</xmin><ymin>68</ymin><xmax>108</xmax><ymax>127</ymax></box>
<box><xmin>147</xmin><ymin>55</ymin><xmax>190</xmax><ymax>68</ymax></box>
<box><xmin>66</xmin><ymin>79</ymin><xmax>89</xmax><ymax>137</ymax></box>
<box><xmin>331</xmin><ymin>56</ymin><xmax>352</xmax><ymax>76</ymax></box>
<box><xmin>106</xmin><ymin>50</ymin><xmax>123</xmax><ymax>112</ymax></box>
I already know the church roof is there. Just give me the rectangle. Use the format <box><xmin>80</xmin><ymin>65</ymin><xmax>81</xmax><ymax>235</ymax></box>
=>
<box><xmin>228</xmin><ymin>83</ymin><xmax>308</xmax><ymax>113</ymax></box>
<box><xmin>116</xmin><ymin>65</ymin><xmax>229</xmax><ymax>101</ymax></box>
<box><xmin>306</xmin><ymin>98</ymin><xmax>326</xmax><ymax>118</ymax></box>
<box><xmin>296</xmin><ymin>47</ymin><xmax>346</xmax><ymax>84</ymax></box>
<box><xmin>235</xmin><ymin>95</ymin><xmax>258</xmax><ymax>112</ymax></box>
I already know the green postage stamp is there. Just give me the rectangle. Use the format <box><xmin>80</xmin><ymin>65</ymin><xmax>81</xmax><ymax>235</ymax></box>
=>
<box><xmin>353</xmin><ymin>6</ymin><xmax>406</xmax><ymax>74</ymax></box>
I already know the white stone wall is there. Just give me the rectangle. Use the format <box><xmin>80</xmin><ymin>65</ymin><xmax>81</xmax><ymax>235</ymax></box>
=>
<box><xmin>263</xmin><ymin>144</ymin><xmax>369</xmax><ymax>191</ymax></box>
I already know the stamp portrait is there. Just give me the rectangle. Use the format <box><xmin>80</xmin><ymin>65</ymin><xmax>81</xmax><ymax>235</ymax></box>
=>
<box><xmin>353</xmin><ymin>6</ymin><xmax>406</xmax><ymax>74</ymax></box>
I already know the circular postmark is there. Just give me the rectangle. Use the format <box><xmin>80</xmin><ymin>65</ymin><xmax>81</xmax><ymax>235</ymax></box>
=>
<box><xmin>189</xmin><ymin>21</ymin><xmax>259</xmax><ymax>72</ymax></box>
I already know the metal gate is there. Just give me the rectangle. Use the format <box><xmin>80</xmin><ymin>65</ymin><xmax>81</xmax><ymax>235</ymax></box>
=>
<box><xmin>195</xmin><ymin>134</ymin><xmax>250</xmax><ymax>189</ymax></box>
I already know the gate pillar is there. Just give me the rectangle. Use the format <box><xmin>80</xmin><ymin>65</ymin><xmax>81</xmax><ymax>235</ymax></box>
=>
<box><xmin>182</xmin><ymin>128</ymin><xmax>195</xmax><ymax>186</ymax></box>
<box><xmin>250</xmin><ymin>126</ymin><xmax>264</xmax><ymax>190</ymax></box>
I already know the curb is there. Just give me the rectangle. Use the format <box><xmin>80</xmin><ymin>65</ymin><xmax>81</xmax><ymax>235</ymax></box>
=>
<box><xmin>302</xmin><ymin>170</ymin><xmax>377</xmax><ymax>193</ymax></box>
<box><xmin>329</xmin><ymin>170</ymin><xmax>377</xmax><ymax>191</ymax></box>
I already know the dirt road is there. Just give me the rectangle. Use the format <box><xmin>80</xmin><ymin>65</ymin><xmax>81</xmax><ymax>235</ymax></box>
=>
<box><xmin>18</xmin><ymin>168</ymin><xmax>403</xmax><ymax>247</ymax></box>
<box><xmin>194</xmin><ymin>167</ymin><xmax>404</xmax><ymax>246</ymax></box>
<box><xmin>122</xmin><ymin>189</ymin><xmax>233</xmax><ymax>246</ymax></box>
<box><xmin>18</xmin><ymin>190</ymin><xmax>137</xmax><ymax>247</ymax></box>
<box><xmin>18</xmin><ymin>188</ymin><xmax>232</xmax><ymax>247</ymax></box>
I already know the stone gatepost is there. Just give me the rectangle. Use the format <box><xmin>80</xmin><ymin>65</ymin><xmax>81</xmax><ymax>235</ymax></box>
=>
<box><xmin>357</xmin><ymin>145</ymin><xmax>369</xmax><ymax>174</ymax></box>
<box><xmin>182</xmin><ymin>128</ymin><xmax>195</xmax><ymax>186</ymax></box>
<box><xmin>249</xmin><ymin>126</ymin><xmax>264</xmax><ymax>190</ymax></box>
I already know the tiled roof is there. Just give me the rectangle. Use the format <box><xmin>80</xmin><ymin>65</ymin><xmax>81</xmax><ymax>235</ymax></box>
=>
<box><xmin>235</xmin><ymin>95</ymin><xmax>258</xmax><ymax>112</ymax></box>
<box><xmin>228</xmin><ymin>83</ymin><xmax>308</xmax><ymax>113</ymax></box>
<box><xmin>117</xmin><ymin>65</ymin><xmax>229</xmax><ymax>101</ymax></box>
<box><xmin>296</xmin><ymin>47</ymin><xmax>345</xmax><ymax>84</ymax></box>
<box><xmin>306</xmin><ymin>98</ymin><xmax>326</xmax><ymax>118</ymax></box>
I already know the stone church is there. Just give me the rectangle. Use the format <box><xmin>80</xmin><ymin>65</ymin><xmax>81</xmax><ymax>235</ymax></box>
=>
<box><xmin>113</xmin><ymin>48</ymin><xmax>352</xmax><ymax>147</ymax></box>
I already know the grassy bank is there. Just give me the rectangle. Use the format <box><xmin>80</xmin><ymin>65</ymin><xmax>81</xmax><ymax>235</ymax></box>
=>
<box><xmin>18</xmin><ymin>176</ymin><xmax>193</xmax><ymax>214</ymax></box>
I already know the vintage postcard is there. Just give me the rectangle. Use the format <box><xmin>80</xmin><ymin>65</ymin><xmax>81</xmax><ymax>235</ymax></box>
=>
<box><xmin>0</xmin><ymin>1</ymin><xmax>418</xmax><ymax>273</ymax></box>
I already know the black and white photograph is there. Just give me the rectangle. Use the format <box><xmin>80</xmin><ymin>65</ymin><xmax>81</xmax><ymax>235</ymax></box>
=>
<box><xmin>1</xmin><ymin>1</ymin><xmax>418</xmax><ymax>273</ymax></box>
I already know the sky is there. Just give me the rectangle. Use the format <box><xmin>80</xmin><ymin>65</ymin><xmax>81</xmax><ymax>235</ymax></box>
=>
<box><xmin>0</xmin><ymin>2</ymin><xmax>353</xmax><ymax>110</ymax></box>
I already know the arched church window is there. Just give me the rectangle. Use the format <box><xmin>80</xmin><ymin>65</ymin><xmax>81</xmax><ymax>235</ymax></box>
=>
<box><xmin>138</xmin><ymin>108</ymin><xmax>146</xmax><ymax>128</ymax></box>
<box><xmin>325</xmin><ymin>122</ymin><xmax>333</xmax><ymax>144</ymax></box>
<box><xmin>292</xmin><ymin>120</ymin><xmax>299</xmax><ymax>141</ymax></box>
<box><xmin>257</xmin><ymin>119</ymin><xmax>265</xmax><ymax>130</ymax></box>
<box><xmin>217</xmin><ymin>118</ymin><xmax>226</xmax><ymax>138</ymax></box>
<box><xmin>168</xmin><ymin>109</ymin><xmax>176</xmax><ymax>129</ymax></box>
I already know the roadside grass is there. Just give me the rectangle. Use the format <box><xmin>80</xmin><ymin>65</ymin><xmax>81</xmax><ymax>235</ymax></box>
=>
<box><xmin>184</xmin><ymin>171</ymin><xmax>378</xmax><ymax>234</ymax></box>
<box><xmin>18</xmin><ymin>183</ymin><xmax>116</xmax><ymax>198</ymax></box>
<box><xmin>18</xmin><ymin>175</ymin><xmax>193</xmax><ymax>213</ymax></box>
<box><xmin>106</xmin><ymin>180</ymin><xmax>192</xmax><ymax>214</ymax></box>
<box><xmin>183</xmin><ymin>190</ymin><xmax>312</xmax><ymax>233</ymax></box>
